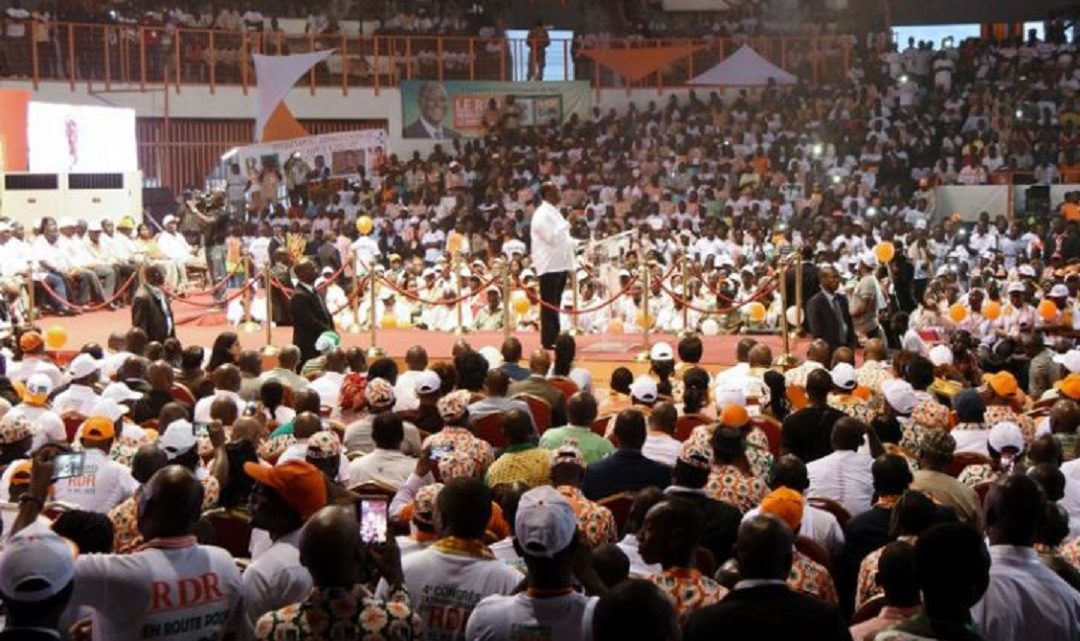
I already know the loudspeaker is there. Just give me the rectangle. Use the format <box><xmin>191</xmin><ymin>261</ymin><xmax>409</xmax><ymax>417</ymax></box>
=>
<box><xmin>142</xmin><ymin>187</ymin><xmax>176</xmax><ymax>227</ymax></box>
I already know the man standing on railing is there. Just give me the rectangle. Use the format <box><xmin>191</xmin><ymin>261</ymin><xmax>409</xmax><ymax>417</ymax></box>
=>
<box><xmin>532</xmin><ymin>182</ymin><xmax>574</xmax><ymax>350</ymax></box>
<box><xmin>186</xmin><ymin>192</ymin><xmax>231</xmax><ymax>306</ymax></box>
<box><xmin>527</xmin><ymin>19</ymin><xmax>549</xmax><ymax>81</ymax></box>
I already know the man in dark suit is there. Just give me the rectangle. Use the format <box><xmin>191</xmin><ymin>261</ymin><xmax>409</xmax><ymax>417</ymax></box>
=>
<box><xmin>806</xmin><ymin>264</ymin><xmax>856</xmax><ymax>355</ymax></box>
<box><xmin>666</xmin><ymin>443</ymin><xmax>742</xmax><ymax>564</ymax></box>
<box><xmin>582</xmin><ymin>409</ymin><xmax>672</xmax><ymax>500</ymax></box>
<box><xmin>290</xmin><ymin>258</ymin><xmax>334</xmax><ymax>365</ymax></box>
<box><xmin>684</xmin><ymin>515</ymin><xmax>852</xmax><ymax>641</ymax></box>
<box><xmin>781</xmin><ymin>369</ymin><xmax>846</xmax><ymax>464</ymax></box>
<box><xmin>402</xmin><ymin>82</ymin><xmax>461</xmax><ymax>139</ymax></box>
<box><xmin>508</xmin><ymin>349</ymin><xmax>567</xmax><ymax>425</ymax></box>
<box><xmin>131</xmin><ymin>265</ymin><xmax>175</xmax><ymax>343</ymax></box>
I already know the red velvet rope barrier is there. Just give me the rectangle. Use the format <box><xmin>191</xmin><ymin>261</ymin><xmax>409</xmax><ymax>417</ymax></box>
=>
<box><xmin>375</xmin><ymin>272</ymin><xmax>502</xmax><ymax>306</ymax></box>
<box><xmin>271</xmin><ymin>260</ymin><xmax>352</xmax><ymax>298</ymax></box>
<box><xmin>530</xmin><ymin>261</ymin><xmax>677</xmax><ymax>315</ymax></box>
<box><xmin>164</xmin><ymin>279</ymin><xmax>255</xmax><ymax>307</ymax></box>
<box><xmin>689</xmin><ymin>262</ymin><xmax>779</xmax><ymax>303</ymax></box>
<box><xmin>38</xmin><ymin>270</ymin><xmax>140</xmax><ymax>312</ymax></box>
<box><xmin>657</xmin><ymin>276</ymin><xmax>779</xmax><ymax>315</ymax></box>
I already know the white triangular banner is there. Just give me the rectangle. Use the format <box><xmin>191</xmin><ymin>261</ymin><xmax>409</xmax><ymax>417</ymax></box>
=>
<box><xmin>253</xmin><ymin>50</ymin><xmax>334</xmax><ymax>140</ymax></box>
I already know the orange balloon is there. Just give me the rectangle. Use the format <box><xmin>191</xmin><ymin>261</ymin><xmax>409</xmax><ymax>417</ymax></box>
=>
<box><xmin>512</xmin><ymin>292</ymin><xmax>531</xmax><ymax>315</ymax></box>
<box><xmin>874</xmin><ymin>241</ymin><xmax>896</xmax><ymax>263</ymax></box>
<box><xmin>44</xmin><ymin>325</ymin><xmax>67</xmax><ymax>349</ymax></box>
<box><xmin>607</xmin><ymin>318</ymin><xmax>625</xmax><ymax>334</ymax></box>
<box><xmin>949</xmin><ymin>303</ymin><xmax>968</xmax><ymax>323</ymax></box>
<box><xmin>380</xmin><ymin>313</ymin><xmax>398</xmax><ymax>329</ymax></box>
<box><xmin>983</xmin><ymin>300</ymin><xmax>1002</xmax><ymax>321</ymax></box>
<box><xmin>635</xmin><ymin>310</ymin><xmax>655</xmax><ymax>329</ymax></box>
<box><xmin>1038</xmin><ymin>299</ymin><xmax>1058</xmax><ymax>321</ymax></box>
<box><xmin>747</xmin><ymin>301</ymin><xmax>766</xmax><ymax>322</ymax></box>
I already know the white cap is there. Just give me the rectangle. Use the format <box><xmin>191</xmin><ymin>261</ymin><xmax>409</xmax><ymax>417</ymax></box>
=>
<box><xmin>881</xmin><ymin>378</ymin><xmax>916</xmax><ymax>415</ymax></box>
<box><xmin>102</xmin><ymin>381</ymin><xmax>143</xmax><ymax>403</ymax></box>
<box><xmin>87</xmin><ymin>398</ymin><xmax>129</xmax><ymax>421</ymax></box>
<box><xmin>86</xmin><ymin>220</ymin><xmax>103</xmax><ymax>233</ymax></box>
<box><xmin>67</xmin><ymin>354</ymin><xmax>101</xmax><ymax>380</ymax></box>
<box><xmin>57</xmin><ymin>217</ymin><xmax>76</xmax><ymax>229</ymax></box>
<box><xmin>159</xmin><ymin>419</ymin><xmax>197</xmax><ymax>459</ymax></box>
<box><xmin>928</xmin><ymin>344</ymin><xmax>954</xmax><ymax>367</ymax></box>
<box><xmin>379</xmin><ymin>289</ymin><xmax>396</xmax><ymax>301</ymax></box>
<box><xmin>514</xmin><ymin>485</ymin><xmax>578</xmax><ymax>558</ymax></box>
<box><xmin>414</xmin><ymin>370</ymin><xmax>441</xmax><ymax>395</ymax></box>
<box><xmin>0</xmin><ymin>222</ymin><xmax>13</xmax><ymax>233</ymax></box>
<box><xmin>649</xmin><ymin>342</ymin><xmax>674</xmax><ymax>361</ymax></box>
<box><xmin>521</xmin><ymin>269</ymin><xmax>537</xmax><ymax>281</ymax></box>
<box><xmin>988</xmin><ymin>421</ymin><xmax>1025</xmax><ymax>452</ymax></box>
<box><xmin>1019</xmin><ymin>265</ymin><xmax>1037</xmax><ymax>277</ymax></box>
<box><xmin>629</xmin><ymin>375</ymin><xmax>658</xmax><ymax>402</ymax></box>
<box><xmin>859</xmin><ymin>252</ymin><xmax>877</xmax><ymax>268</ymax></box>
<box><xmin>830</xmin><ymin>363</ymin><xmax>857</xmax><ymax>391</ymax></box>
<box><xmin>478</xmin><ymin>346</ymin><xmax>504</xmax><ymax>369</ymax></box>
<box><xmin>162</xmin><ymin>215</ymin><xmax>178</xmax><ymax>226</ymax></box>
<box><xmin>914</xmin><ymin>219</ymin><xmax>927</xmax><ymax>230</ymax></box>
<box><xmin>0</xmin><ymin>526</ymin><xmax>76</xmax><ymax>603</ymax></box>
<box><xmin>422</xmin><ymin>268</ymin><xmax>436</xmax><ymax>278</ymax></box>
<box><xmin>25</xmin><ymin>372</ymin><xmax>53</xmax><ymax>397</ymax></box>
<box><xmin>1007</xmin><ymin>281</ymin><xmax>1026</xmax><ymax>294</ymax></box>
<box><xmin>1050</xmin><ymin>284</ymin><xmax>1070</xmax><ymax>298</ymax></box>
<box><xmin>1054</xmin><ymin>349</ymin><xmax>1080</xmax><ymax>374</ymax></box>
<box><xmin>712</xmin><ymin>378</ymin><xmax>747</xmax><ymax>407</ymax></box>
<box><xmin>617</xmin><ymin>269</ymin><xmax>631</xmax><ymax>279</ymax></box>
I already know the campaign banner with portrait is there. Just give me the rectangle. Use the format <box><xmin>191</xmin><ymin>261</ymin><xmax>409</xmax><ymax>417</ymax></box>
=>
<box><xmin>400</xmin><ymin>80</ymin><xmax>592</xmax><ymax>139</ymax></box>
<box><xmin>232</xmin><ymin>128</ymin><xmax>388</xmax><ymax>179</ymax></box>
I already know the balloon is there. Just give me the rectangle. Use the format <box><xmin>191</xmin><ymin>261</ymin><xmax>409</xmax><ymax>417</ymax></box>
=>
<box><xmin>747</xmin><ymin>302</ymin><xmax>766</xmax><ymax>322</ymax></box>
<box><xmin>44</xmin><ymin>325</ymin><xmax>67</xmax><ymax>349</ymax></box>
<box><xmin>701</xmin><ymin>319</ymin><xmax>720</xmax><ymax>336</ymax></box>
<box><xmin>983</xmin><ymin>300</ymin><xmax>1002</xmax><ymax>321</ymax></box>
<box><xmin>1038</xmin><ymin>299</ymin><xmax>1058</xmax><ymax>321</ymax></box>
<box><xmin>512</xmin><ymin>292</ymin><xmax>531</xmax><ymax>315</ymax></box>
<box><xmin>380</xmin><ymin>313</ymin><xmax>397</xmax><ymax>329</ymax></box>
<box><xmin>607</xmin><ymin>318</ymin><xmax>625</xmax><ymax>334</ymax></box>
<box><xmin>356</xmin><ymin>215</ymin><xmax>374</xmax><ymax>235</ymax></box>
<box><xmin>635</xmin><ymin>310</ymin><xmax>655</xmax><ymax>329</ymax></box>
<box><xmin>949</xmin><ymin>303</ymin><xmax>968</xmax><ymax>323</ymax></box>
<box><xmin>785</xmin><ymin>305</ymin><xmax>801</xmax><ymax>326</ymax></box>
<box><xmin>874</xmin><ymin>241</ymin><xmax>896</xmax><ymax>263</ymax></box>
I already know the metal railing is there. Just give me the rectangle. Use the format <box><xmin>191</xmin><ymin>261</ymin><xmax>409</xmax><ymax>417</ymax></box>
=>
<box><xmin>0</xmin><ymin>22</ymin><xmax>855</xmax><ymax>94</ymax></box>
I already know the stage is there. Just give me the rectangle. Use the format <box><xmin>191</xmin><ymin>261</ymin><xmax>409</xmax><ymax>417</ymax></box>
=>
<box><xmin>35</xmin><ymin>296</ymin><xmax>809</xmax><ymax>378</ymax></box>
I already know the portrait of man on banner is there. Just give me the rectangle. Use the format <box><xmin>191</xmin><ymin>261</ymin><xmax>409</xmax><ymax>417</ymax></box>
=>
<box><xmin>402</xmin><ymin>81</ymin><xmax>461</xmax><ymax>139</ymax></box>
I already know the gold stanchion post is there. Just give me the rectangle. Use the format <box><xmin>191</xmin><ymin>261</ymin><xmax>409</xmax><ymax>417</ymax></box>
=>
<box><xmin>776</xmin><ymin>255</ymin><xmax>797</xmax><ymax>368</ymax></box>
<box><xmin>795</xmin><ymin>249</ymin><xmax>803</xmax><ymax>332</ymax></box>
<box><xmin>25</xmin><ymin>269</ymin><xmax>35</xmax><ymax>326</ymax></box>
<box><xmin>262</xmin><ymin>266</ymin><xmax>277</xmax><ymax>357</ymax></box>
<box><xmin>678</xmin><ymin>251</ymin><xmax>692</xmax><ymax>338</ymax></box>
<box><xmin>347</xmin><ymin>255</ymin><xmax>362</xmax><ymax>334</ymax></box>
<box><xmin>501</xmin><ymin>259</ymin><xmax>511</xmax><ymax>341</ymax></box>
<box><xmin>453</xmin><ymin>252</ymin><xmax>466</xmax><ymax>336</ymax></box>
<box><xmin>367</xmin><ymin>264</ymin><xmax>384</xmax><ymax>358</ymax></box>
<box><xmin>239</xmin><ymin>255</ymin><xmax>259</xmax><ymax>333</ymax></box>
<box><xmin>635</xmin><ymin>252</ymin><xmax>652</xmax><ymax>362</ymax></box>
<box><xmin>569</xmin><ymin>264</ymin><xmax>580</xmax><ymax>336</ymax></box>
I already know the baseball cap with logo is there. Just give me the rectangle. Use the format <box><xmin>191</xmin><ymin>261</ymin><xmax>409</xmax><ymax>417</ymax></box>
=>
<box><xmin>1050</xmin><ymin>284</ymin><xmax>1071</xmax><ymax>298</ymax></box>
<box><xmin>66</xmin><ymin>354</ymin><xmax>101</xmax><ymax>381</ymax></box>
<box><xmin>649</xmin><ymin>342</ymin><xmax>674</xmax><ymax>362</ymax></box>
<box><xmin>414</xmin><ymin>370</ymin><xmax>441</xmax><ymax>395</ymax></box>
<box><xmin>1054</xmin><ymin>349</ymin><xmax>1080</xmax><ymax>374</ymax></box>
<box><xmin>81</xmin><ymin>416</ymin><xmax>116</xmax><ymax>442</ymax></box>
<box><xmin>8</xmin><ymin>460</ymin><xmax>32</xmax><ymax>487</ymax></box>
<box><xmin>22</xmin><ymin>373</ymin><xmax>53</xmax><ymax>405</ymax></box>
<box><xmin>159</xmin><ymin>419</ymin><xmax>197</xmax><ymax>459</ymax></box>
<box><xmin>1007</xmin><ymin>281</ymin><xmax>1026</xmax><ymax>294</ymax></box>
<box><xmin>102</xmin><ymin>381</ymin><xmax>143</xmax><ymax>403</ymax></box>
<box><xmin>0</xmin><ymin>526</ymin><xmax>77</xmax><ymax>603</ymax></box>
<box><xmin>630</xmin><ymin>375</ymin><xmax>658</xmax><ymax>403</ymax></box>
<box><xmin>830</xmin><ymin>363</ymin><xmax>857</xmax><ymax>391</ymax></box>
<box><xmin>515</xmin><ymin>486</ymin><xmax>578</xmax><ymax>558</ymax></box>
<box><xmin>243</xmin><ymin>460</ymin><xmax>328</xmax><ymax>519</ymax></box>
<box><xmin>988</xmin><ymin>421</ymin><xmax>1025</xmax><ymax>453</ymax></box>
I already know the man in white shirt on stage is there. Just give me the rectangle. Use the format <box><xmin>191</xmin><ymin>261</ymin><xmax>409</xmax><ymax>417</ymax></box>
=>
<box><xmin>530</xmin><ymin>182</ymin><xmax>575</xmax><ymax>349</ymax></box>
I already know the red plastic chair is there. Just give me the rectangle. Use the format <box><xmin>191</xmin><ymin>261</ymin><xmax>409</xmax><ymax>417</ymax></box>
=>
<box><xmin>473</xmin><ymin>413</ymin><xmax>508</xmax><ymax>448</ymax></box>
<box><xmin>597</xmin><ymin>491</ymin><xmax>636</xmax><ymax>533</ymax></box>
<box><xmin>169</xmin><ymin>382</ymin><xmax>196</xmax><ymax>406</ymax></box>
<box><xmin>515</xmin><ymin>394</ymin><xmax>552</xmax><ymax>434</ymax></box>
<box><xmin>62</xmin><ymin>413</ymin><xmax>86</xmax><ymax>443</ymax></box>
<box><xmin>547</xmin><ymin>376</ymin><xmax>579</xmax><ymax>402</ymax></box>
<box><xmin>751</xmin><ymin>417</ymin><xmax>783</xmax><ymax>457</ymax></box>
<box><xmin>674</xmin><ymin>414</ymin><xmax>710</xmax><ymax>441</ymax></box>
<box><xmin>201</xmin><ymin>508</ymin><xmax>253</xmax><ymax>558</ymax></box>
<box><xmin>590</xmin><ymin>416</ymin><xmax>612</xmax><ymax>436</ymax></box>
<box><xmin>348</xmin><ymin>481</ymin><xmax>397</xmax><ymax>501</ymax></box>
<box><xmin>795</xmin><ymin>535</ymin><xmax>833</xmax><ymax>574</ymax></box>
<box><xmin>851</xmin><ymin>595</ymin><xmax>887</xmax><ymax>625</ymax></box>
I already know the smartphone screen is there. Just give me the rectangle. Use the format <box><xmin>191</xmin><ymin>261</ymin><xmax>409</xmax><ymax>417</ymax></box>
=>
<box><xmin>430</xmin><ymin>445</ymin><xmax>454</xmax><ymax>460</ymax></box>
<box><xmin>358</xmin><ymin>497</ymin><xmax>388</xmax><ymax>546</ymax></box>
<box><xmin>192</xmin><ymin>422</ymin><xmax>210</xmax><ymax>438</ymax></box>
<box><xmin>52</xmin><ymin>452</ymin><xmax>86</xmax><ymax>480</ymax></box>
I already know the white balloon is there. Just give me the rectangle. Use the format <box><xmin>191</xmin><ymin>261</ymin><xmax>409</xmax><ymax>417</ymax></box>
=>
<box><xmin>701</xmin><ymin>319</ymin><xmax>720</xmax><ymax>336</ymax></box>
<box><xmin>786</xmin><ymin>305</ymin><xmax>801</xmax><ymax>325</ymax></box>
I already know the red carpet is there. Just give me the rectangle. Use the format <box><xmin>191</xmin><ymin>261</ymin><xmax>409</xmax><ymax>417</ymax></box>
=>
<box><xmin>33</xmin><ymin>297</ymin><xmax>808</xmax><ymax>373</ymax></box>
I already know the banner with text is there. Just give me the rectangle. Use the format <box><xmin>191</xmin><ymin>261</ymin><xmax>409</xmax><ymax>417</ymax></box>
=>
<box><xmin>232</xmin><ymin>129</ymin><xmax>388</xmax><ymax>178</ymax></box>
<box><xmin>400</xmin><ymin>80</ymin><xmax>592</xmax><ymax>139</ymax></box>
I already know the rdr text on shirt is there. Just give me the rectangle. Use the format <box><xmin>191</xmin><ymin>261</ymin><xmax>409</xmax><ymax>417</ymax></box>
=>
<box><xmin>420</xmin><ymin>583</ymin><xmax>487</xmax><ymax>641</ymax></box>
<box><xmin>139</xmin><ymin>572</ymin><xmax>231</xmax><ymax>640</ymax></box>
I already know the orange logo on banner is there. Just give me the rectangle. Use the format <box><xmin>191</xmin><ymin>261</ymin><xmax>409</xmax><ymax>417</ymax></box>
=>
<box><xmin>261</xmin><ymin>102</ymin><xmax>308</xmax><ymax>143</ymax></box>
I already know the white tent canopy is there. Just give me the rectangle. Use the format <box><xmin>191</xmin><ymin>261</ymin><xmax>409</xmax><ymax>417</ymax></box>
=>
<box><xmin>688</xmin><ymin>45</ymin><xmax>798</xmax><ymax>86</ymax></box>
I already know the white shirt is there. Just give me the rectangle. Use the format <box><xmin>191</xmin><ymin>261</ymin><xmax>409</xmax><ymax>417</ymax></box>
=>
<box><xmin>805</xmin><ymin>449</ymin><xmax>874</xmax><ymax>517</ymax></box>
<box><xmin>617</xmin><ymin>534</ymin><xmax>661</xmax><ymax>577</ymax></box>
<box><xmin>69</xmin><ymin>538</ymin><xmax>245</xmax><ymax>641</ymax></box>
<box><xmin>971</xmin><ymin>545</ymin><xmax>1080</xmax><ymax>641</ymax></box>
<box><xmin>157</xmin><ymin>231</ymin><xmax>193</xmax><ymax>261</ymax></box>
<box><xmin>466</xmin><ymin>592</ymin><xmax>596</xmax><ymax>641</ymax></box>
<box><xmin>743</xmin><ymin>502</ymin><xmax>845</xmax><ymax>558</ymax></box>
<box><xmin>52</xmin><ymin>384</ymin><xmax>101</xmax><ymax>417</ymax></box>
<box><xmin>308</xmin><ymin>372</ymin><xmax>345</xmax><ymax>418</ymax></box>
<box><xmin>530</xmin><ymin>201</ymin><xmax>574</xmax><ymax>275</ymax></box>
<box><xmin>241</xmin><ymin>529</ymin><xmax>311</xmax><ymax>636</ymax></box>
<box><xmin>394</xmin><ymin>370</ymin><xmax>424</xmax><ymax>411</ymax></box>
<box><xmin>193</xmin><ymin>389</ymin><xmax>245</xmax><ymax>423</ymax></box>
<box><xmin>8</xmin><ymin>357</ymin><xmax>63</xmax><ymax>388</ymax></box>
<box><xmin>951</xmin><ymin>428</ymin><xmax>990</xmax><ymax>455</ymax></box>
<box><xmin>7</xmin><ymin>403</ymin><xmax>66</xmax><ymax>449</ymax></box>
<box><xmin>377</xmin><ymin>547</ymin><xmax>521</xmax><ymax>641</ymax></box>
<box><xmin>348</xmin><ymin>448</ymin><xmax>417</xmax><ymax>490</ymax></box>
<box><xmin>642</xmin><ymin>432</ymin><xmax>681</xmax><ymax>467</ymax></box>
<box><xmin>52</xmin><ymin>448</ymin><xmax>138</xmax><ymax>514</ymax></box>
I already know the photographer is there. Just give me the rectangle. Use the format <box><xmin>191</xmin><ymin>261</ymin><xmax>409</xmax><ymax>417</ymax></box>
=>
<box><xmin>186</xmin><ymin>191</ymin><xmax>231</xmax><ymax>305</ymax></box>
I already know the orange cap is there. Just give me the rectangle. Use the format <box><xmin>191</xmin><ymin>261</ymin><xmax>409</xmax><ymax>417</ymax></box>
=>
<box><xmin>8</xmin><ymin>460</ymin><xmax>32</xmax><ymax>486</ymax></box>
<box><xmin>1058</xmin><ymin>374</ymin><xmax>1080</xmax><ymax>401</ymax></box>
<box><xmin>243</xmin><ymin>460</ymin><xmax>328</xmax><ymax>519</ymax></box>
<box><xmin>719</xmin><ymin>404</ymin><xmax>750</xmax><ymax>429</ymax></box>
<box><xmin>987</xmin><ymin>371</ymin><xmax>1018</xmax><ymax>397</ymax></box>
<box><xmin>82</xmin><ymin>417</ymin><xmax>116</xmax><ymax>441</ymax></box>
<box><xmin>759</xmin><ymin>487</ymin><xmax>804</xmax><ymax>531</ymax></box>
<box><xmin>19</xmin><ymin>331</ymin><xmax>43</xmax><ymax>353</ymax></box>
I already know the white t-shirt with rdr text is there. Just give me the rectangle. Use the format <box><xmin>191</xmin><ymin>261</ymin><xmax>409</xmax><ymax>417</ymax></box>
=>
<box><xmin>376</xmin><ymin>547</ymin><xmax>521</xmax><ymax>641</ymax></box>
<box><xmin>69</xmin><ymin>539</ymin><xmax>245</xmax><ymax>641</ymax></box>
<box><xmin>465</xmin><ymin>592</ymin><xmax>597</xmax><ymax>641</ymax></box>
<box><xmin>52</xmin><ymin>448</ymin><xmax>138</xmax><ymax>514</ymax></box>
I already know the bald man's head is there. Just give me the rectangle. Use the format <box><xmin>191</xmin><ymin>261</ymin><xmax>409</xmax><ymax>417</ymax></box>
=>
<box><xmin>299</xmin><ymin>505</ymin><xmax>362</xmax><ymax>588</ymax></box>
<box><xmin>529</xmin><ymin>349</ymin><xmax>551</xmax><ymax>375</ymax></box>
<box><xmin>1050</xmin><ymin>399</ymin><xmax>1080</xmax><ymax>436</ymax></box>
<box><xmin>748</xmin><ymin>344</ymin><xmax>773</xmax><ymax>368</ymax></box>
<box><xmin>864</xmin><ymin>338</ymin><xmax>887</xmax><ymax>362</ymax></box>
<box><xmin>137</xmin><ymin>465</ymin><xmax>204</xmax><ymax>540</ymax></box>
<box><xmin>736</xmin><ymin>515</ymin><xmax>794</xmax><ymax>581</ymax></box>
<box><xmin>807</xmin><ymin>339</ymin><xmax>831</xmax><ymax>364</ymax></box>
<box><xmin>294</xmin><ymin>411</ymin><xmax>322</xmax><ymax>439</ymax></box>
